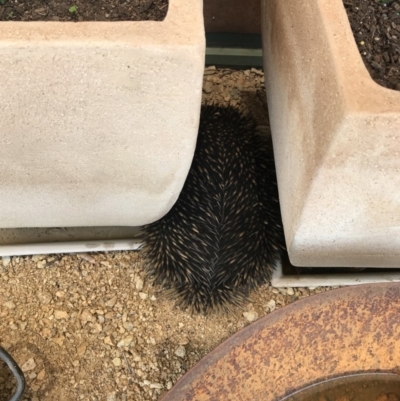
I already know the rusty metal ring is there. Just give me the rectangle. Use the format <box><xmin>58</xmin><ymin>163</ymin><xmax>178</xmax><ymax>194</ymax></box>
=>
<box><xmin>161</xmin><ymin>283</ymin><xmax>400</xmax><ymax>401</ymax></box>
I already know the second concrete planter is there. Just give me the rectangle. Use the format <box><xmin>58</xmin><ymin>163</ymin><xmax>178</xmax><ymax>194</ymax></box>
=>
<box><xmin>262</xmin><ymin>0</ymin><xmax>400</xmax><ymax>268</ymax></box>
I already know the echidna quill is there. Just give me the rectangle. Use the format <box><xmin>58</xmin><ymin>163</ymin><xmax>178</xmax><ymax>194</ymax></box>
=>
<box><xmin>141</xmin><ymin>104</ymin><xmax>285</xmax><ymax>314</ymax></box>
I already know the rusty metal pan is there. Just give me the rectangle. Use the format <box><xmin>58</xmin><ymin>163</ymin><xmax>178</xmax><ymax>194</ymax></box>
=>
<box><xmin>161</xmin><ymin>283</ymin><xmax>400</xmax><ymax>401</ymax></box>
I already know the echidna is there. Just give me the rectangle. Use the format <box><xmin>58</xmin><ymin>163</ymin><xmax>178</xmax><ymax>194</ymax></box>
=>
<box><xmin>141</xmin><ymin>104</ymin><xmax>285</xmax><ymax>314</ymax></box>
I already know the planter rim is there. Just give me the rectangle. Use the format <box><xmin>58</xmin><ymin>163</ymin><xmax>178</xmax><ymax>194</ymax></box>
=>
<box><xmin>0</xmin><ymin>0</ymin><xmax>204</xmax><ymax>46</ymax></box>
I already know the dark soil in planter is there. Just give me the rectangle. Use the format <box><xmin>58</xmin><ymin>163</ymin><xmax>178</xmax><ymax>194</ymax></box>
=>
<box><xmin>0</xmin><ymin>0</ymin><xmax>168</xmax><ymax>22</ymax></box>
<box><xmin>344</xmin><ymin>0</ymin><xmax>400</xmax><ymax>91</ymax></box>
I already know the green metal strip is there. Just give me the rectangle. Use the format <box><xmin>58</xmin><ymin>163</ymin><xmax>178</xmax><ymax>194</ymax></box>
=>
<box><xmin>205</xmin><ymin>33</ymin><xmax>263</xmax><ymax>69</ymax></box>
<box><xmin>206</xmin><ymin>47</ymin><xmax>263</xmax><ymax>68</ymax></box>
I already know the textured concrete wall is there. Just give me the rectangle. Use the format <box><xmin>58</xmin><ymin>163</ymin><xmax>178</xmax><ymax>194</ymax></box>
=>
<box><xmin>0</xmin><ymin>0</ymin><xmax>205</xmax><ymax>228</ymax></box>
<box><xmin>262</xmin><ymin>0</ymin><xmax>400</xmax><ymax>267</ymax></box>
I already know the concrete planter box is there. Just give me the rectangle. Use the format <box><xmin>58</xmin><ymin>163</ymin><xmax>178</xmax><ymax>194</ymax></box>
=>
<box><xmin>262</xmin><ymin>0</ymin><xmax>400</xmax><ymax>268</ymax></box>
<box><xmin>0</xmin><ymin>0</ymin><xmax>205</xmax><ymax>229</ymax></box>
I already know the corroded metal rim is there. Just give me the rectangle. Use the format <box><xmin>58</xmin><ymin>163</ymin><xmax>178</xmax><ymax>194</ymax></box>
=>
<box><xmin>161</xmin><ymin>283</ymin><xmax>400</xmax><ymax>401</ymax></box>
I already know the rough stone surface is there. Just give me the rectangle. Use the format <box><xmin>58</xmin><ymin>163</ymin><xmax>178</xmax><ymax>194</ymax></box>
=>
<box><xmin>0</xmin><ymin>250</ymin><xmax>333</xmax><ymax>401</ymax></box>
<box><xmin>262</xmin><ymin>0</ymin><xmax>400</xmax><ymax>267</ymax></box>
<box><xmin>0</xmin><ymin>0</ymin><xmax>205</xmax><ymax>229</ymax></box>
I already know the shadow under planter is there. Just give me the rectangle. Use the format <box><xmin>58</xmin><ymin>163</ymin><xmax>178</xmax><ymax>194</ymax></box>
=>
<box><xmin>262</xmin><ymin>0</ymin><xmax>400</xmax><ymax>268</ymax></box>
<box><xmin>0</xmin><ymin>0</ymin><xmax>205</xmax><ymax>229</ymax></box>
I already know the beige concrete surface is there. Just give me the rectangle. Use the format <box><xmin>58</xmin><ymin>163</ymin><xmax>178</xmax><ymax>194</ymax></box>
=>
<box><xmin>0</xmin><ymin>0</ymin><xmax>205</xmax><ymax>228</ymax></box>
<box><xmin>262</xmin><ymin>0</ymin><xmax>400</xmax><ymax>267</ymax></box>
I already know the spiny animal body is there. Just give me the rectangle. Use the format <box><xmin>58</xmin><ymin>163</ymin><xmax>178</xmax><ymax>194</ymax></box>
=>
<box><xmin>141</xmin><ymin>104</ymin><xmax>285</xmax><ymax>314</ymax></box>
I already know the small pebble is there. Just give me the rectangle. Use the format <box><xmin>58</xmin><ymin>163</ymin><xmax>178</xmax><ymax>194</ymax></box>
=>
<box><xmin>139</xmin><ymin>292</ymin><xmax>148</xmax><ymax>300</ymax></box>
<box><xmin>174</xmin><ymin>345</ymin><xmax>186</xmax><ymax>358</ymax></box>
<box><xmin>203</xmin><ymin>81</ymin><xmax>213</xmax><ymax>94</ymax></box>
<box><xmin>112</xmin><ymin>357</ymin><xmax>121</xmax><ymax>367</ymax></box>
<box><xmin>287</xmin><ymin>287</ymin><xmax>294</xmax><ymax>296</ymax></box>
<box><xmin>243</xmin><ymin>311</ymin><xmax>258</xmax><ymax>322</ymax></box>
<box><xmin>123</xmin><ymin>322</ymin><xmax>134</xmax><ymax>331</ymax></box>
<box><xmin>135</xmin><ymin>277</ymin><xmax>144</xmax><ymax>291</ymax></box>
<box><xmin>80</xmin><ymin>309</ymin><xmax>94</xmax><ymax>324</ymax></box>
<box><xmin>1</xmin><ymin>256</ymin><xmax>11</xmax><ymax>267</ymax></box>
<box><xmin>21</xmin><ymin>358</ymin><xmax>36</xmax><ymax>372</ymax></box>
<box><xmin>251</xmin><ymin>67</ymin><xmax>263</xmax><ymax>76</ymax></box>
<box><xmin>266</xmin><ymin>299</ymin><xmax>276</xmax><ymax>312</ymax></box>
<box><xmin>104</xmin><ymin>336</ymin><xmax>114</xmax><ymax>346</ymax></box>
<box><xmin>178</xmin><ymin>337</ymin><xmax>189</xmax><ymax>345</ymax></box>
<box><xmin>150</xmin><ymin>383</ymin><xmax>163</xmax><ymax>389</ymax></box>
<box><xmin>54</xmin><ymin>310</ymin><xmax>69</xmax><ymax>320</ymax></box>
<box><xmin>117</xmin><ymin>336</ymin><xmax>133</xmax><ymax>348</ymax></box>
<box><xmin>34</xmin><ymin>7</ymin><xmax>46</xmax><ymax>14</ymax></box>
<box><xmin>105</xmin><ymin>296</ymin><xmax>117</xmax><ymax>307</ymax></box>
<box><xmin>3</xmin><ymin>301</ymin><xmax>16</xmax><ymax>309</ymax></box>
<box><xmin>37</xmin><ymin>370</ymin><xmax>46</xmax><ymax>381</ymax></box>
<box><xmin>77</xmin><ymin>343</ymin><xmax>87</xmax><ymax>357</ymax></box>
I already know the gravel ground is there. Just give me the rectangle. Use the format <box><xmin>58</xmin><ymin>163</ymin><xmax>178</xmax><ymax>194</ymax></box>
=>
<box><xmin>0</xmin><ymin>68</ymin><xmax>336</xmax><ymax>401</ymax></box>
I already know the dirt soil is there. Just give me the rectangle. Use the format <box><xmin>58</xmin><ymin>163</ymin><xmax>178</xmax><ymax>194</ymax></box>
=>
<box><xmin>344</xmin><ymin>0</ymin><xmax>400</xmax><ymax>90</ymax></box>
<box><xmin>0</xmin><ymin>0</ymin><xmax>168</xmax><ymax>21</ymax></box>
<box><xmin>0</xmin><ymin>68</ymin><xmax>336</xmax><ymax>401</ymax></box>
